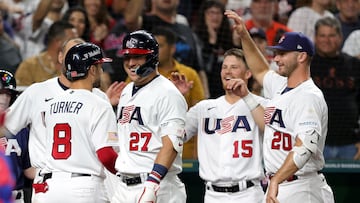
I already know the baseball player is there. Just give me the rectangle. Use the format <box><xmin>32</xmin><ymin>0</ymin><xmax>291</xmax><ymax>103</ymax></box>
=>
<box><xmin>177</xmin><ymin>48</ymin><xmax>265</xmax><ymax>203</ymax></box>
<box><xmin>2</xmin><ymin>38</ymin><xmax>123</xmax><ymax>202</ymax></box>
<box><xmin>0</xmin><ymin>70</ymin><xmax>34</xmax><ymax>203</ymax></box>
<box><xmin>226</xmin><ymin>10</ymin><xmax>334</xmax><ymax>203</ymax></box>
<box><xmin>37</xmin><ymin>42</ymin><xmax>118</xmax><ymax>203</ymax></box>
<box><xmin>112</xmin><ymin>30</ymin><xmax>187</xmax><ymax>203</ymax></box>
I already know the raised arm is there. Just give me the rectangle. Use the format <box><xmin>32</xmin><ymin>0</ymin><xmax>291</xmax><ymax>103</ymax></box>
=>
<box><xmin>225</xmin><ymin>10</ymin><xmax>270</xmax><ymax>86</ymax></box>
<box><xmin>124</xmin><ymin>0</ymin><xmax>144</xmax><ymax>31</ymax></box>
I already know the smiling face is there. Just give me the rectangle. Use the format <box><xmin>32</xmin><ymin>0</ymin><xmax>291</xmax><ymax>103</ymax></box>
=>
<box><xmin>68</xmin><ymin>10</ymin><xmax>87</xmax><ymax>37</ymax></box>
<box><xmin>123</xmin><ymin>54</ymin><xmax>149</xmax><ymax>84</ymax></box>
<box><xmin>221</xmin><ymin>55</ymin><xmax>251</xmax><ymax>91</ymax></box>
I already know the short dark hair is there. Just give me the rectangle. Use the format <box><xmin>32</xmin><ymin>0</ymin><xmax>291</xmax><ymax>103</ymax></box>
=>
<box><xmin>152</xmin><ymin>26</ymin><xmax>177</xmax><ymax>45</ymax></box>
<box><xmin>45</xmin><ymin>20</ymin><xmax>75</xmax><ymax>46</ymax></box>
<box><xmin>315</xmin><ymin>17</ymin><xmax>342</xmax><ymax>36</ymax></box>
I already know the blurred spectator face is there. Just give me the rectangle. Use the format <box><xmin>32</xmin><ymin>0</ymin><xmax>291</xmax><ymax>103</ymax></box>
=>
<box><xmin>152</xmin><ymin>0</ymin><xmax>179</xmax><ymax>13</ymax></box>
<box><xmin>68</xmin><ymin>11</ymin><xmax>86</xmax><ymax>37</ymax></box>
<box><xmin>315</xmin><ymin>25</ymin><xmax>342</xmax><ymax>56</ymax></box>
<box><xmin>155</xmin><ymin>35</ymin><xmax>175</xmax><ymax>66</ymax></box>
<box><xmin>112</xmin><ymin>0</ymin><xmax>129</xmax><ymax>14</ymax></box>
<box><xmin>83</xmin><ymin>0</ymin><xmax>102</xmax><ymax>17</ymax></box>
<box><xmin>250</xmin><ymin>0</ymin><xmax>276</xmax><ymax>21</ymax></box>
<box><xmin>253</xmin><ymin>37</ymin><xmax>268</xmax><ymax>56</ymax></box>
<box><xmin>205</xmin><ymin>6</ymin><xmax>223</xmax><ymax>30</ymax></box>
<box><xmin>336</xmin><ymin>0</ymin><xmax>360</xmax><ymax>20</ymax></box>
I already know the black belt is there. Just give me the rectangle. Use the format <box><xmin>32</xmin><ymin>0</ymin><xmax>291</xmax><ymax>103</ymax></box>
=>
<box><xmin>43</xmin><ymin>173</ymin><xmax>91</xmax><ymax>182</ymax></box>
<box><xmin>117</xmin><ymin>174</ymin><xmax>144</xmax><ymax>186</ymax></box>
<box><xmin>209</xmin><ymin>181</ymin><xmax>254</xmax><ymax>193</ymax></box>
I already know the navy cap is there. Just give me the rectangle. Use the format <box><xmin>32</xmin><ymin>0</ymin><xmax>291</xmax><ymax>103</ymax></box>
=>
<box><xmin>249</xmin><ymin>27</ymin><xmax>267</xmax><ymax>40</ymax></box>
<box><xmin>268</xmin><ymin>32</ymin><xmax>315</xmax><ymax>56</ymax></box>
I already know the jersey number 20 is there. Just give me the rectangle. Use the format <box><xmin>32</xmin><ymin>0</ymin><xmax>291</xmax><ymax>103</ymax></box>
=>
<box><xmin>52</xmin><ymin>123</ymin><xmax>71</xmax><ymax>159</ymax></box>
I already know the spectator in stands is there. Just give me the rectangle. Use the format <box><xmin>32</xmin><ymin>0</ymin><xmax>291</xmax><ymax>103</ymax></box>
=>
<box><xmin>15</xmin><ymin>21</ymin><xmax>77</xmax><ymax>86</ymax></box>
<box><xmin>342</xmin><ymin>29</ymin><xmax>360</xmax><ymax>59</ymax></box>
<box><xmin>153</xmin><ymin>26</ymin><xmax>205</xmax><ymax>160</ymax></box>
<box><xmin>310</xmin><ymin>17</ymin><xmax>360</xmax><ymax>160</ymax></box>
<box><xmin>194</xmin><ymin>0</ymin><xmax>234</xmax><ymax>99</ymax></box>
<box><xmin>245</xmin><ymin>0</ymin><xmax>292</xmax><ymax>46</ymax></box>
<box><xmin>124</xmin><ymin>0</ymin><xmax>209</xmax><ymax>98</ymax></box>
<box><xmin>103</xmin><ymin>0</ymin><xmax>132</xmax><ymax>83</ymax></box>
<box><xmin>62</xmin><ymin>5</ymin><xmax>90</xmax><ymax>41</ymax></box>
<box><xmin>335</xmin><ymin>0</ymin><xmax>360</xmax><ymax>47</ymax></box>
<box><xmin>79</xmin><ymin>0</ymin><xmax>116</xmax><ymax>49</ymax></box>
<box><xmin>0</xmin><ymin>11</ymin><xmax>22</xmax><ymax>75</ymax></box>
<box><xmin>287</xmin><ymin>0</ymin><xmax>334</xmax><ymax>41</ymax></box>
<box><xmin>17</xmin><ymin>0</ymin><xmax>67</xmax><ymax>59</ymax></box>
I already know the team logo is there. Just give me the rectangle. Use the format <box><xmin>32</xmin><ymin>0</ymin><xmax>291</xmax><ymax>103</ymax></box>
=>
<box><xmin>126</xmin><ymin>38</ymin><xmax>138</xmax><ymax>49</ymax></box>
<box><xmin>278</xmin><ymin>35</ymin><xmax>286</xmax><ymax>44</ymax></box>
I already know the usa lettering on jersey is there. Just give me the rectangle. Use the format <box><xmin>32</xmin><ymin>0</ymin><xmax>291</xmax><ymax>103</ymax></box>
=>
<box><xmin>265</xmin><ymin>106</ymin><xmax>285</xmax><ymax>127</ymax></box>
<box><xmin>0</xmin><ymin>138</ymin><xmax>22</xmax><ymax>156</ymax></box>
<box><xmin>202</xmin><ymin>115</ymin><xmax>252</xmax><ymax>135</ymax></box>
<box><xmin>118</xmin><ymin>105</ymin><xmax>144</xmax><ymax>125</ymax></box>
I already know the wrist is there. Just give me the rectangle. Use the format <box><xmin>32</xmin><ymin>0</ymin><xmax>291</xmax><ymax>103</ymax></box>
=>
<box><xmin>147</xmin><ymin>163</ymin><xmax>168</xmax><ymax>184</ymax></box>
<box><xmin>242</xmin><ymin>93</ymin><xmax>260</xmax><ymax>111</ymax></box>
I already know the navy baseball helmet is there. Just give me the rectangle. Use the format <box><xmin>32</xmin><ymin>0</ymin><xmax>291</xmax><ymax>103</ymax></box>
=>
<box><xmin>118</xmin><ymin>30</ymin><xmax>159</xmax><ymax>77</ymax></box>
<box><xmin>0</xmin><ymin>70</ymin><xmax>19</xmax><ymax>105</ymax></box>
<box><xmin>65</xmin><ymin>42</ymin><xmax>112</xmax><ymax>81</ymax></box>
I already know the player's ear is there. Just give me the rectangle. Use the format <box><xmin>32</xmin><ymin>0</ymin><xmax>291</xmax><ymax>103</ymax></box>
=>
<box><xmin>245</xmin><ymin>69</ymin><xmax>252</xmax><ymax>80</ymax></box>
<box><xmin>58</xmin><ymin>51</ymin><xmax>64</xmax><ymax>65</ymax></box>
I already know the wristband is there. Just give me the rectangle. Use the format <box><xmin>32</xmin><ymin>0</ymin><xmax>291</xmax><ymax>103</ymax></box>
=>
<box><xmin>242</xmin><ymin>93</ymin><xmax>260</xmax><ymax>111</ymax></box>
<box><xmin>147</xmin><ymin>163</ymin><xmax>168</xmax><ymax>184</ymax></box>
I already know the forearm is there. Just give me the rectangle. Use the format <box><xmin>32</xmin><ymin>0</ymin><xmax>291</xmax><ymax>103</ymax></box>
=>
<box><xmin>270</xmin><ymin>151</ymin><xmax>299</xmax><ymax>184</ymax></box>
<box><xmin>124</xmin><ymin>0</ymin><xmax>143</xmax><ymax>31</ymax></box>
<box><xmin>240</xmin><ymin>30</ymin><xmax>269</xmax><ymax>86</ymax></box>
<box><xmin>154</xmin><ymin>136</ymin><xmax>177</xmax><ymax>169</ymax></box>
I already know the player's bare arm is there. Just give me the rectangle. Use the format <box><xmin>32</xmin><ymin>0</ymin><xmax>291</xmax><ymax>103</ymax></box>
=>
<box><xmin>225</xmin><ymin>10</ymin><xmax>270</xmax><ymax>86</ymax></box>
<box><xmin>266</xmin><ymin>137</ymin><xmax>306</xmax><ymax>203</ymax></box>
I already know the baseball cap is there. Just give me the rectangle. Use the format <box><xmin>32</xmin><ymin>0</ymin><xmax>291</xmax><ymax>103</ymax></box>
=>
<box><xmin>267</xmin><ymin>32</ymin><xmax>315</xmax><ymax>56</ymax></box>
<box><xmin>249</xmin><ymin>27</ymin><xmax>267</xmax><ymax>40</ymax></box>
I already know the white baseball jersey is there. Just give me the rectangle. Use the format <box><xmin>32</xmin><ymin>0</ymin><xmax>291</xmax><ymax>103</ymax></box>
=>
<box><xmin>5</xmin><ymin>77</ymin><xmax>108</xmax><ymax>169</ymax></box>
<box><xmin>185</xmin><ymin>95</ymin><xmax>265</xmax><ymax>184</ymax></box>
<box><xmin>262</xmin><ymin>71</ymin><xmax>327</xmax><ymax>175</ymax></box>
<box><xmin>42</xmin><ymin>89</ymin><xmax>117</xmax><ymax>177</ymax></box>
<box><xmin>115</xmin><ymin>75</ymin><xmax>187</xmax><ymax>174</ymax></box>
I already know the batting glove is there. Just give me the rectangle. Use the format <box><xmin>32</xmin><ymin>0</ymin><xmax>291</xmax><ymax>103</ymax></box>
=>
<box><xmin>137</xmin><ymin>181</ymin><xmax>160</xmax><ymax>203</ymax></box>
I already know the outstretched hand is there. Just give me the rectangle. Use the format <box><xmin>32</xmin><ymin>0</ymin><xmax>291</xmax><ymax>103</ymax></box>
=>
<box><xmin>106</xmin><ymin>81</ymin><xmax>126</xmax><ymax>106</ymax></box>
<box><xmin>169</xmin><ymin>72</ymin><xmax>193</xmax><ymax>96</ymax></box>
<box><xmin>224</xmin><ymin>10</ymin><xmax>248</xmax><ymax>38</ymax></box>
